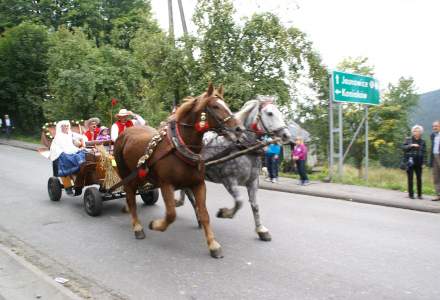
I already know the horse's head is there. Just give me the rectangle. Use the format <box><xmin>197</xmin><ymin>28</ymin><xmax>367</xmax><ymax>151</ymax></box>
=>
<box><xmin>175</xmin><ymin>83</ymin><xmax>244</xmax><ymax>142</ymax></box>
<box><xmin>237</xmin><ymin>97</ymin><xmax>291</xmax><ymax>143</ymax></box>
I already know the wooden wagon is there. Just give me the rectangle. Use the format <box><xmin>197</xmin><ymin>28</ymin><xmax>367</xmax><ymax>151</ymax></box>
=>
<box><xmin>40</xmin><ymin>121</ymin><xmax>159</xmax><ymax>216</ymax></box>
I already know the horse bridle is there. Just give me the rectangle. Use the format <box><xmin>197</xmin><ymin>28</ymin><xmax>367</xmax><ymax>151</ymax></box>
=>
<box><xmin>178</xmin><ymin>97</ymin><xmax>235</xmax><ymax>135</ymax></box>
<box><xmin>252</xmin><ymin>102</ymin><xmax>287</xmax><ymax>136</ymax></box>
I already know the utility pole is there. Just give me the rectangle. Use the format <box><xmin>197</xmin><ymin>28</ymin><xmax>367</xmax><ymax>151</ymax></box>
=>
<box><xmin>167</xmin><ymin>0</ymin><xmax>177</xmax><ymax>107</ymax></box>
<box><xmin>177</xmin><ymin>0</ymin><xmax>188</xmax><ymax>35</ymax></box>
<box><xmin>168</xmin><ymin>0</ymin><xmax>174</xmax><ymax>40</ymax></box>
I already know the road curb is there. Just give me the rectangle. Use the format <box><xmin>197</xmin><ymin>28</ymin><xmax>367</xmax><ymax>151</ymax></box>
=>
<box><xmin>0</xmin><ymin>243</ymin><xmax>83</xmax><ymax>300</ymax></box>
<box><xmin>259</xmin><ymin>182</ymin><xmax>440</xmax><ymax>214</ymax></box>
<box><xmin>0</xmin><ymin>138</ymin><xmax>39</xmax><ymax>151</ymax></box>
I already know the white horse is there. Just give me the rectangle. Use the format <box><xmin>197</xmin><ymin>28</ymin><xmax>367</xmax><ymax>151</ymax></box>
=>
<box><xmin>176</xmin><ymin>97</ymin><xmax>291</xmax><ymax>241</ymax></box>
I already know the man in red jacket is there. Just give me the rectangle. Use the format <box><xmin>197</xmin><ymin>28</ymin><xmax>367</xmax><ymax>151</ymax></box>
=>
<box><xmin>111</xmin><ymin>109</ymin><xmax>146</xmax><ymax>142</ymax></box>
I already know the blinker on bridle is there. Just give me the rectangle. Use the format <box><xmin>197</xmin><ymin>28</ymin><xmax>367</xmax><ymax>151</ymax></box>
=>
<box><xmin>179</xmin><ymin>97</ymin><xmax>234</xmax><ymax>134</ymax></box>
<box><xmin>251</xmin><ymin>101</ymin><xmax>287</xmax><ymax>136</ymax></box>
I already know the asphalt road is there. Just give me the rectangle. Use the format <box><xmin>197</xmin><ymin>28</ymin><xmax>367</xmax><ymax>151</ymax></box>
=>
<box><xmin>1</xmin><ymin>144</ymin><xmax>440</xmax><ymax>300</ymax></box>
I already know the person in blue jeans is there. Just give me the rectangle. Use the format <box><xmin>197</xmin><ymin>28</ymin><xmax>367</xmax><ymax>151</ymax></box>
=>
<box><xmin>265</xmin><ymin>140</ymin><xmax>281</xmax><ymax>183</ymax></box>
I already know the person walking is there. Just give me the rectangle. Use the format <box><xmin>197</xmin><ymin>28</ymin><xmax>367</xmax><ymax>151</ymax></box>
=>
<box><xmin>402</xmin><ymin>125</ymin><xmax>427</xmax><ymax>199</ymax></box>
<box><xmin>4</xmin><ymin>114</ymin><xmax>12</xmax><ymax>139</ymax></box>
<box><xmin>292</xmin><ymin>137</ymin><xmax>309</xmax><ymax>185</ymax></box>
<box><xmin>265</xmin><ymin>140</ymin><xmax>281</xmax><ymax>183</ymax></box>
<box><xmin>430</xmin><ymin>120</ymin><xmax>440</xmax><ymax>201</ymax></box>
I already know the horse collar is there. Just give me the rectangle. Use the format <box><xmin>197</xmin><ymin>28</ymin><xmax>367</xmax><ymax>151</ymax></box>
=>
<box><xmin>168</xmin><ymin>120</ymin><xmax>202</xmax><ymax>166</ymax></box>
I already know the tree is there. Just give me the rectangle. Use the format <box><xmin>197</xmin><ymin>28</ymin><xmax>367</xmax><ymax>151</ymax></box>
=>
<box><xmin>369</xmin><ymin>77</ymin><xmax>419</xmax><ymax>167</ymax></box>
<box><xmin>0</xmin><ymin>0</ymin><xmax>157</xmax><ymax>48</ymax></box>
<box><xmin>0</xmin><ymin>23</ymin><xmax>49</xmax><ymax>133</ymax></box>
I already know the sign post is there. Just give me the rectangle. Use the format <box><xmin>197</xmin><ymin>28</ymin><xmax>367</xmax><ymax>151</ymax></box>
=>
<box><xmin>328</xmin><ymin>71</ymin><xmax>380</xmax><ymax>181</ymax></box>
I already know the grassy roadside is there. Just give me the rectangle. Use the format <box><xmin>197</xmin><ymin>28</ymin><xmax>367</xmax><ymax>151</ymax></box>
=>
<box><xmin>281</xmin><ymin>164</ymin><xmax>436</xmax><ymax>196</ymax></box>
<box><xmin>7</xmin><ymin>133</ymin><xmax>40</xmax><ymax>144</ymax></box>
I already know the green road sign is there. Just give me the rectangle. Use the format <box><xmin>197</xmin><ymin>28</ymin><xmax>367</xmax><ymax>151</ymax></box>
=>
<box><xmin>332</xmin><ymin>71</ymin><xmax>380</xmax><ymax>105</ymax></box>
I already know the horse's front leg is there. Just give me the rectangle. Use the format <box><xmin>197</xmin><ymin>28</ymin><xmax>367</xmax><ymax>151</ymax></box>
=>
<box><xmin>191</xmin><ymin>182</ymin><xmax>223</xmax><ymax>258</ymax></box>
<box><xmin>247</xmin><ymin>179</ymin><xmax>271</xmax><ymax>241</ymax></box>
<box><xmin>149</xmin><ymin>183</ymin><xmax>176</xmax><ymax>232</ymax></box>
<box><xmin>216</xmin><ymin>179</ymin><xmax>243</xmax><ymax>219</ymax></box>
<box><xmin>125</xmin><ymin>185</ymin><xmax>145</xmax><ymax>239</ymax></box>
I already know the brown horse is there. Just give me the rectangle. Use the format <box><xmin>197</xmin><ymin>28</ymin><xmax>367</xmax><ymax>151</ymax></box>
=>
<box><xmin>113</xmin><ymin>83</ymin><xmax>243</xmax><ymax>258</ymax></box>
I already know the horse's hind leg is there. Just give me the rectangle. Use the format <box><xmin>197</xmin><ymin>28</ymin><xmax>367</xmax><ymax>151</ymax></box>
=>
<box><xmin>125</xmin><ymin>185</ymin><xmax>145</xmax><ymax>239</ymax></box>
<box><xmin>175</xmin><ymin>190</ymin><xmax>186</xmax><ymax>207</ymax></box>
<box><xmin>247</xmin><ymin>179</ymin><xmax>271</xmax><ymax>241</ymax></box>
<box><xmin>175</xmin><ymin>189</ymin><xmax>201</xmax><ymax>228</ymax></box>
<box><xmin>149</xmin><ymin>183</ymin><xmax>176</xmax><ymax>232</ymax></box>
<box><xmin>186</xmin><ymin>189</ymin><xmax>201</xmax><ymax>228</ymax></box>
<box><xmin>217</xmin><ymin>179</ymin><xmax>243</xmax><ymax>219</ymax></box>
<box><xmin>191</xmin><ymin>183</ymin><xmax>223</xmax><ymax>258</ymax></box>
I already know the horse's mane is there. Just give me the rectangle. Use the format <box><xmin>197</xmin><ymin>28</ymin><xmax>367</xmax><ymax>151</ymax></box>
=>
<box><xmin>175</xmin><ymin>96</ymin><xmax>197</xmax><ymax>122</ymax></box>
<box><xmin>174</xmin><ymin>89</ymin><xmax>224</xmax><ymax>122</ymax></box>
<box><xmin>235</xmin><ymin>100</ymin><xmax>259</xmax><ymax>127</ymax></box>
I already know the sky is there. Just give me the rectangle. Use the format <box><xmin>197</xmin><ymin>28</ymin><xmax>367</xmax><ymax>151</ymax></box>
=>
<box><xmin>151</xmin><ymin>0</ymin><xmax>440</xmax><ymax>94</ymax></box>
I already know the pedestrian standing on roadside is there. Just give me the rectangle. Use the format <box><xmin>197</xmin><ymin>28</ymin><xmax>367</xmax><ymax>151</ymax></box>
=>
<box><xmin>430</xmin><ymin>120</ymin><xmax>440</xmax><ymax>201</ymax></box>
<box><xmin>292</xmin><ymin>137</ymin><xmax>309</xmax><ymax>185</ymax></box>
<box><xmin>4</xmin><ymin>114</ymin><xmax>12</xmax><ymax>139</ymax></box>
<box><xmin>402</xmin><ymin>125</ymin><xmax>426</xmax><ymax>199</ymax></box>
<box><xmin>265</xmin><ymin>139</ymin><xmax>281</xmax><ymax>183</ymax></box>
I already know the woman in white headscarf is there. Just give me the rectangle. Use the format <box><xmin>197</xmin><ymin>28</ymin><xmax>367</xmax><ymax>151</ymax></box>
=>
<box><xmin>50</xmin><ymin>120</ymin><xmax>87</xmax><ymax>195</ymax></box>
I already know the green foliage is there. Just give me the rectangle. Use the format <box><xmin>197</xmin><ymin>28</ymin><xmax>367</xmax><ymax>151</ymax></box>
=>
<box><xmin>43</xmin><ymin>28</ymin><xmax>167</xmax><ymax>128</ymax></box>
<box><xmin>337</xmin><ymin>56</ymin><xmax>374</xmax><ymax>76</ymax></box>
<box><xmin>0</xmin><ymin>23</ymin><xmax>49</xmax><ymax>133</ymax></box>
<box><xmin>0</xmin><ymin>0</ymin><xmax>156</xmax><ymax>48</ymax></box>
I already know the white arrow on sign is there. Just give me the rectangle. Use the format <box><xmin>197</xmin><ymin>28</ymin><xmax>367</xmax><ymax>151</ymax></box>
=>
<box><xmin>335</xmin><ymin>89</ymin><xmax>341</xmax><ymax>94</ymax></box>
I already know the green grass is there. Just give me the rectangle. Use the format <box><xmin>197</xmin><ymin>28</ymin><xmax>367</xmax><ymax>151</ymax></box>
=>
<box><xmin>281</xmin><ymin>164</ymin><xmax>436</xmax><ymax>196</ymax></box>
<box><xmin>7</xmin><ymin>133</ymin><xmax>41</xmax><ymax>144</ymax></box>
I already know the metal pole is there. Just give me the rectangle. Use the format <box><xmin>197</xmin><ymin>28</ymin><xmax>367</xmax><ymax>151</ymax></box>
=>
<box><xmin>168</xmin><ymin>0</ymin><xmax>174</xmax><ymax>40</ymax></box>
<box><xmin>338</xmin><ymin>103</ymin><xmax>343</xmax><ymax>177</ymax></box>
<box><xmin>329</xmin><ymin>75</ymin><xmax>334</xmax><ymax>181</ymax></box>
<box><xmin>365</xmin><ymin>106</ymin><xmax>369</xmax><ymax>180</ymax></box>
<box><xmin>177</xmin><ymin>0</ymin><xmax>188</xmax><ymax>35</ymax></box>
<box><xmin>343</xmin><ymin>115</ymin><xmax>366</xmax><ymax>161</ymax></box>
<box><xmin>167</xmin><ymin>0</ymin><xmax>177</xmax><ymax>108</ymax></box>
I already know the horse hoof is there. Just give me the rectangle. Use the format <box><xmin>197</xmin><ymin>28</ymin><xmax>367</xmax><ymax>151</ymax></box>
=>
<box><xmin>175</xmin><ymin>199</ymin><xmax>184</xmax><ymax>207</ymax></box>
<box><xmin>134</xmin><ymin>230</ymin><xmax>146</xmax><ymax>240</ymax></box>
<box><xmin>209</xmin><ymin>247</ymin><xmax>224</xmax><ymax>259</ymax></box>
<box><xmin>257</xmin><ymin>231</ymin><xmax>272</xmax><ymax>242</ymax></box>
<box><xmin>216</xmin><ymin>208</ymin><xmax>232</xmax><ymax>219</ymax></box>
<box><xmin>148</xmin><ymin>221</ymin><xmax>154</xmax><ymax>230</ymax></box>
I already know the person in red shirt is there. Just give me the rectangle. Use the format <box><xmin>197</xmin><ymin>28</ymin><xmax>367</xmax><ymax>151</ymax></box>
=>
<box><xmin>111</xmin><ymin>109</ymin><xmax>146</xmax><ymax>141</ymax></box>
<box><xmin>84</xmin><ymin>117</ymin><xmax>100</xmax><ymax>141</ymax></box>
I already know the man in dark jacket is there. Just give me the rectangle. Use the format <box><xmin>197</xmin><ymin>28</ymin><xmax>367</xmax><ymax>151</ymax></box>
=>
<box><xmin>431</xmin><ymin>121</ymin><xmax>440</xmax><ymax>201</ymax></box>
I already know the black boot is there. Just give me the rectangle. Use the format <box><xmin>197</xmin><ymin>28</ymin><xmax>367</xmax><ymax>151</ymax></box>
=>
<box><xmin>74</xmin><ymin>187</ymin><xmax>83</xmax><ymax>196</ymax></box>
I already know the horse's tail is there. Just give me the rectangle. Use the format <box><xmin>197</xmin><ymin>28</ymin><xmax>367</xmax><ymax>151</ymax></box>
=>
<box><xmin>113</xmin><ymin>134</ymin><xmax>130</xmax><ymax>179</ymax></box>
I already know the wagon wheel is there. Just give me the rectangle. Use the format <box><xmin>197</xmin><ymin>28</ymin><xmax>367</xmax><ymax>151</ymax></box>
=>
<box><xmin>140</xmin><ymin>189</ymin><xmax>159</xmax><ymax>206</ymax></box>
<box><xmin>83</xmin><ymin>187</ymin><xmax>103</xmax><ymax>216</ymax></box>
<box><xmin>48</xmin><ymin>177</ymin><xmax>62</xmax><ymax>202</ymax></box>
